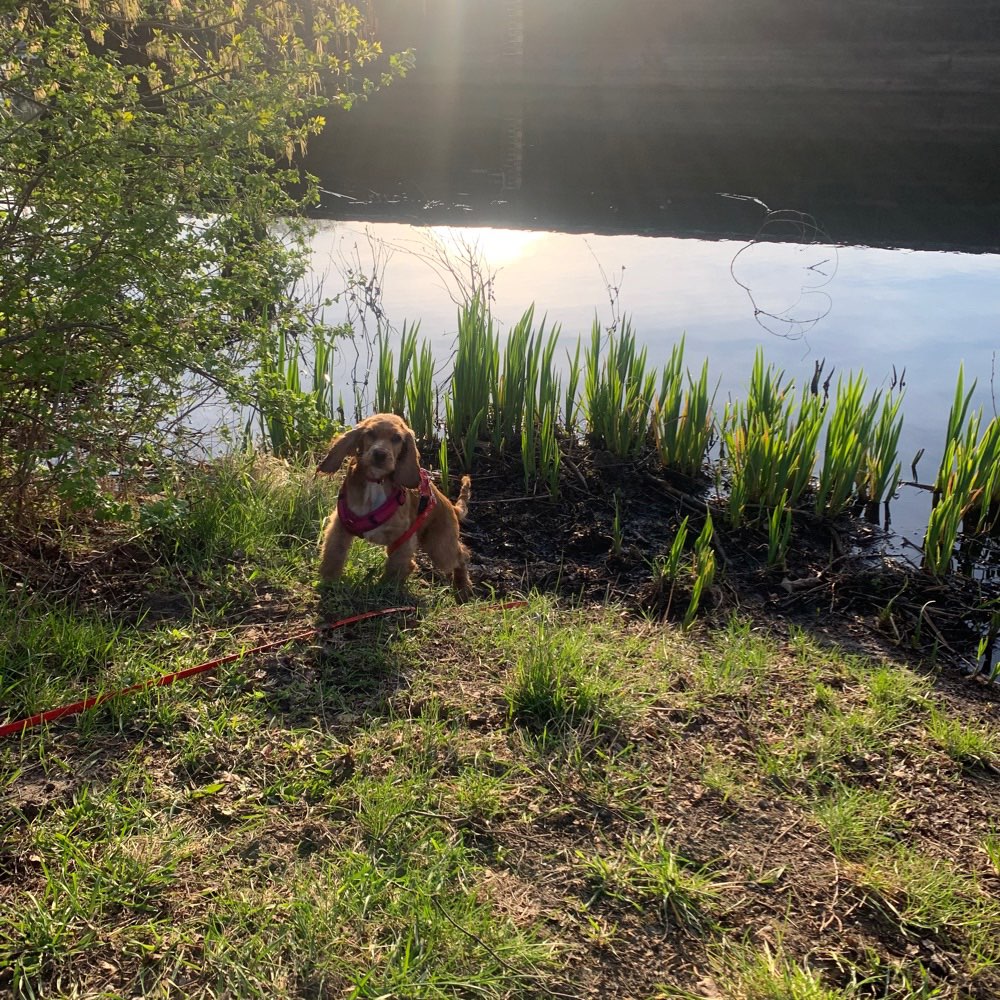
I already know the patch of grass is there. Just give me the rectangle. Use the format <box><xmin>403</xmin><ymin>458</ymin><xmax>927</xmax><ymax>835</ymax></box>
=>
<box><xmin>450</xmin><ymin>767</ymin><xmax>510</xmax><ymax>824</ymax></box>
<box><xmin>687</xmin><ymin>616</ymin><xmax>771</xmax><ymax>699</ymax></box>
<box><xmin>0</xmin><ymin>591</ymin><xmax>130</xmax><ymax>718</ymax></box>
<box><xmin>925</xmin><ymin>709</ymin><xmax>1000</xmax><ymax>769</ymax></box>
<box><xmin>658</xmin><ymin>941</ymin><xmax>850</xmax><ymax>999</ymax></box>
<box><xmin>982</xmin><ymin>833</ymin><xmax>1000</xmax><ymax>875</ymax></box>
<box><xmin>700</xmin><ymin>744</ymin><xmax>753</xmax><ymax>805</ymax></box>
<box><xmin>859</xmin><ymin>845</ymin><xmax>1000</xmax><ymax>969</ymax></box>
<box><xmin>579</xmin><ymin>827</ymin><xmax>723</xmax><ymax>933</ymax></box>
<box><xmin>863</xmin><ymin>664</ymin><xmax>933</xmax><ymax>721</ymax></box>
<box><xmin>759</xmin><ymin>655</ymin><xmax>933</xmax><ymax>793</ymax></box>
<box><xmin>811</xmin><ymin>783</ymin><xmax>898</xmax><ymax>858</ymax></box>
<box><xmin>142</xmin><ymin>455</ymin><xmax>335</xmax><ymax>579</ymax></box>
<box><xmin>505</xmin><ymin>627</ymin><xmax>627</xmax><ymax>736</ymax></box>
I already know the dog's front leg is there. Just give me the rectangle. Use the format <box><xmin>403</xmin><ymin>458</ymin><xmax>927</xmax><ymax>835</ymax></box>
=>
<box><xmin>382</xmin><ymin>537</ymin><xmax>418</xmax><ymax>589</ymax></box>
<box><xmin>318</xmin><ymin>514</ymin><xmax>353</xmax><ymax>582</ymax></box>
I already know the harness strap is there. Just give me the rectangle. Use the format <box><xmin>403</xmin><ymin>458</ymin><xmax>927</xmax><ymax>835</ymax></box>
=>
<box><xmin>387</xmin><ymin>468</ymin><xmax>437</xmax><ymax>554</ymax></box>
<box><xmin>337</xmin><ymin>482</ymin><xmax>406</xmax><ymax>536</ymax></box>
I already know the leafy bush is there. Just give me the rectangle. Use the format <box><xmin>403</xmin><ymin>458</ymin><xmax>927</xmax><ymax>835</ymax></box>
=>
<box><xmin>0</xmin><ymin>1</ymin><xmax>411</xmax><ymax>524</ymax></box>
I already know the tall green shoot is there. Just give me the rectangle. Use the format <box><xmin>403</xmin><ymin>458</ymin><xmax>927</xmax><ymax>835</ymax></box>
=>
<box><xmin>582</xmin><ymin>317</ymin><xmax>657</xmax><ymax>459</ymax></box>
<box><xmin>654</xmin><ymin>337</ymin><xmax>715</xmax><ymax>478</ymax></box>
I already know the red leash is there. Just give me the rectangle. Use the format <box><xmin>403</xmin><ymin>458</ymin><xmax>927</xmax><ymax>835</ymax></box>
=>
<box><xmin>0</xmin><ymin>606</ymin><xmax>415</xmax><ymax>740</ymax></box>
<box><xmin>0</xmin><ymin>600</ymin><xmax>528</xmax><ymax>740</ymax></box>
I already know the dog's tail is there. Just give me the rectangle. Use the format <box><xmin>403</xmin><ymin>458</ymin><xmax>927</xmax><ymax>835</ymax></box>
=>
<box><xmin>453</xmin><ymin>475</ymin><xmax>472</xmax><ymax>521</ymax></box>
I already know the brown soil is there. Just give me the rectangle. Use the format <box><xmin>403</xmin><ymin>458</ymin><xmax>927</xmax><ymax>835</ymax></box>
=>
<box><xmin>461</xmin><ymin>447</ymin><xmax>1000</xmax><ymax>681</ymax></box>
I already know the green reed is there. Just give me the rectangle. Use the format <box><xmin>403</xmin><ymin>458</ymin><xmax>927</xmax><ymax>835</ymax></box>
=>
<box><xmin>582</xmin><ymin>317</ymin><xmax>657</xmax><ymax>459</ymax></box>
<box><xmin>540</xmin><ymin>404</ymin><xmax>561</xmax><ymax>498</ymax></box>
<box><xmin>652</xmin><ymin>516</ymin><xmax>690</xmax><ymax>620</ymax></box>
<box><xmin>860</xmin><ymin>389</ymin><xmax>903</xmax><ymax>505</ymax></box>
<box><xmin>405</xmin><ymin>337</ymin><xmax>437</xmax><ymax>443</ymax></box>
<box><xmin>657</xmin><ymin>517</ymin><xmax>690</xmax><ymax>584</ymax></box>
<box><xmin>535</xmin><ymin>327</ymin><xmax>562</xmax><ymax>495</ymax></box>
<box><xmin>722</xmin><ymin>350</ymin><xmax>824</xmax><ymax>526</ymax></box>
<box><xmin>438</xmin><ymin>437</ymin><xmax>450</xmax><ymax>500</ymax></box>
<box><xmin>936</xmin><ymin>366</ymin><xmax>977</xmax><ymax>494</ymax></box>
<box><xmin>653</xmin><ymin>337</ymin><xmax>715</xmax><ymax>479</ymax></box>
<box><xmin>312</xmin><ymin>322</ymin><xmax>341</xmax><ymax>423</ymax></box>
<box><xmin>254</xmin><ymin>323</ymin><xmax>343</xmax><ymax>457</ymax></box>
<box><xmin>611</xmin><ymin>494</ymin><xmax>624</xmax><ymax>556</ymax></box>
<box><xmin>925</xmin><ymin>413</ymin><xmax>1000</xmax><ymax>574</ymax></box>
<box><xmin>767</xmin><ymin>492</ymin><xmax>793</xmax><ymax>568</ymax></box>
<box><xmin>447</xmin><ymin>300</ymin><xmax>497</xmax><ymax>469</ymax></box>
<box><xmin>973</xmin><ymin>417</ymin><xmax>1000</xmax><ymax>530</ymax></box>
<box><xmin>814</xmin><ymin>372</ymin><xmax>903</xmax><ymax>517</ymax></box>
<box><xmin>923</xmin><ymin>367</ymin><xmax>1000</xmax><ymax>572</ymax></box>
<box><xmin>492</xmin><ymin>306</ymin><xmax>534</xmax><ymax>454</ymax></box>
<box><xmin>375</xmin><ymin>321</ymin><xmax>418</xmax><ymax>416</ymax></box>
<box><xmin>814</xmin><ymin>372</ymin><xmax>871</xmax><ymax>517</ymax></box>
<box><xmin>518</xmin><ymin>318</ymin><xmax>562</xmax><ymax>493</ymax></box>
<box><xmin>564</xmin><ymin>338</ymin><xmax>582</xmax><ymax>434</ymax></box>
<box><xmin>684</xmin><ymin>515</ymin><xmax>716</xmax><ymax>630</ymax></box>
<box><xmin>374</xmin><ymin>322</ymin><xmax>436</xmax><ymax>441</ymax></box>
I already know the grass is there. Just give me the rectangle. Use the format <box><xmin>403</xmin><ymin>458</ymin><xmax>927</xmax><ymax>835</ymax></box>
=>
<box><xmin>505</xmin><ymin>625</ymin><xmax>628</xmax><ymax>737</ymax></box>
<box><xmin>2</xmin><ymin>458</ymin><xmax>999</xmax><ymax>999</ymax></box>
<box><xmin>658</xmin><ymin>941</ymin><xmax>853</xmax><ymax>999</ymax></box>
<box><xmin>925</xmin><ymin>709</ymin><xmax>1000</xmax><ymax>769</ymax></box>
<box><xmin>859</xmin><ymin>845</ymin><xmax>1000</xmax><ymax>970</ymax></box>
<box><xmin>578</xmin><ymin>826</ymin><xmax>723</xmax><ymax>933</ymax></box>
<box><xmin>811</xmin><ymin>783</ymin><xmax>898</xmax><ymax>858</ymax></box>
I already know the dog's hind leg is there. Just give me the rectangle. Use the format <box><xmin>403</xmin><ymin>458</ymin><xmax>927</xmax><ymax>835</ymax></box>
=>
<box><xmin>425</xmin><ymin>534</ymin><xmax>473</xmax><ymax>602</ymax></box>
<box><xmin>451</xmin><ymin>552</ymin><xmax>473</xmax><ymax>603</ymax></box>
<box><xmin>318</xmin><ymin>515</ymin><xmax>353</xmax><ymax>582</ymax></box>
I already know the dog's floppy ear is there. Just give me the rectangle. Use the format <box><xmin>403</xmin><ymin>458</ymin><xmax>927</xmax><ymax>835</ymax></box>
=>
<box><xmin>393</xmin><ymin>429</ymin><xmax>421</xmax><ymax>489</ymax></box>
<box><xmin>316</xmin><ymin>424</ymin><xmax>364</xmax><ymax>475</ymax></box>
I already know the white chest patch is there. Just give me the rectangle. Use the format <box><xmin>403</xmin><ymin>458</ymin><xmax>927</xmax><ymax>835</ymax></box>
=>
<box><xmin>361</xmin><ymin>481</ymin><xmax>391</xmax><ymax>513</ymax></box>
<box><xmin>352</xmin><ymin>479</ymin><xmax>406</xmax><ymax>546</ymax></box>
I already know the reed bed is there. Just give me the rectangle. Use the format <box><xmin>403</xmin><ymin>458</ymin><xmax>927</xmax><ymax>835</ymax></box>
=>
<box><xmin>582</xmin><ymin>318</ymin><xmax>658</xmax><ymax>459</ymax></box>
<box><xmin>254</xmin><ymin>323</ymin><xmax>342</xmax><ymax>457</ymax></box>
<box><xmin>814</xmin><ymin>375</ymin><xmax>903</xmax><ymax>517</ymax></box>
<box><xmin>722</xmin><ymin>350</ymin><xmax>824</xmax><ymax>527</ymax></box>
<box><xmin>353</xmin><ymin>302</ymin><xmax>1000</xmax><ymax>582</ymax></box>
<box><xmin>446</xmin><ymin>301</ymin><xmax>498</xmax><ymax>468</ymax></box>
<box><xmin>653</xmin><ymin>337</ymin><xmax>715</xmax><ymax>479</ymax></box>
<box><xmin>925</xmin><ymin>368</ymin><xmax>1000</xmax><ymax>574</ymax></box>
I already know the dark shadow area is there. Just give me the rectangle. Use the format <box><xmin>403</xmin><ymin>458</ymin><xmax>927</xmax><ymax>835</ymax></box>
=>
<box><xmin>308</xmin><ymin>0</ymin><xmax>1000</xmax><ymax>251</ymax></box>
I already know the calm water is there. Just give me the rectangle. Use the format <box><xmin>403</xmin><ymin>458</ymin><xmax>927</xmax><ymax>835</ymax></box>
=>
<box><xmin>284</xmin><ymin>4</ymin><xmax>1000</xmax><ymax>558</ymax></box>
<box><xmin>306</xmin><ymin>219</ymin><xmax>1000</xmax><ymax>554</ymax></box>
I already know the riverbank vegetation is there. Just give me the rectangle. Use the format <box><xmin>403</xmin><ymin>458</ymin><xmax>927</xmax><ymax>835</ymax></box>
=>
<box><xmin>0</xmin><ymin>0</ymin><xmax>409</xmax><ymax>524</ymax></box>
<box><xmin>3</xmin><ymin>4</ymin><xmax>1000</xmax><ymax>998</ymax></box>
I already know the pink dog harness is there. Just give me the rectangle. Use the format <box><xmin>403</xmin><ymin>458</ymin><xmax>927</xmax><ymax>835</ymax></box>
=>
<box><xmin>337</xmin><ymin>467</ymin><xmax>437</xmax><ymax>553</ymax></box>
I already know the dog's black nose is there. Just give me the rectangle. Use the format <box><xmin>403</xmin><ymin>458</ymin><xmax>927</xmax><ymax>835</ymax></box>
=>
<box><xmin>371</xmin><ymin>447</ymin><xmax>388</xmax><ymax>463</ymax></box>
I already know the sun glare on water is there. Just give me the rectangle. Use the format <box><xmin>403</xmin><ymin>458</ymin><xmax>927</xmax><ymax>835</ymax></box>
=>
<box><xmin>430</xmin><ymin>225</ymin><xmax>548</xmax><ymax>267</ymax></box>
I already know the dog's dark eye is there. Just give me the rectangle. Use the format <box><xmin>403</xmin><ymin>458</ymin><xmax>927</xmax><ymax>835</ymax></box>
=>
<box><xmin>391</xmin><ymin>433</ymin><xmax>402</xmax><ymax>444</ymax></box>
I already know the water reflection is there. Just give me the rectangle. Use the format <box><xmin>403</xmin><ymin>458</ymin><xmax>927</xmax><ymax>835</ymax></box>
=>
<box><xmin>308</xmin><ymin>219</ymin><xmax>1000</xmax><ymax>549</ymax></box>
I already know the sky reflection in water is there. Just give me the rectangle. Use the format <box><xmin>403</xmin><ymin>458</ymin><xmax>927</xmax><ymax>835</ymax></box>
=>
<box><xmin>310</xmin><ymin>220</ymin><xmax>1000</xmax><ymax>549</ymax></box>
